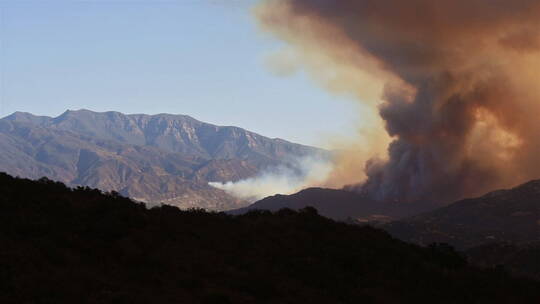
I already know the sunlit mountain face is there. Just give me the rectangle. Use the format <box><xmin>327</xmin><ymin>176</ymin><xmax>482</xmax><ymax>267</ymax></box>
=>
<box><xmin>0</xmin><ymin>110</ymin><xmax>327</xmax><ymax>210</ymax></box>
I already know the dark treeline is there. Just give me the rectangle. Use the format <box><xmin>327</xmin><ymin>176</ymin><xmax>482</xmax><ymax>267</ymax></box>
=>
<box><xmin>1</xmin><ymin>172</ymin><xmax>539</xmax><ymax>303</ymax></box>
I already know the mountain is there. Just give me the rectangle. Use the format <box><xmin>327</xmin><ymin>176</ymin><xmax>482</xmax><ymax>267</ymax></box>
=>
<box><xmin>2</xmin><ymin>172</ymin><xmax>539</xmax><ymax>303</ymax></box>
<box><xmin>385</xmin><ymin>179</ymin><xmax>540</xmax><ymax>249</ymax></box>
<box><xmin>0</xmin><ymin>109</ymin><xmax>327</xmax><ymax>210</ymax></box>
<box><xmin>4</xmin><ymin>109</ymin><xmax>321</xmax><ymax>164</ymax></box>
<box><xmin>231</xmin><ymin>187</ymin><xmax>438</xmax><ymax>221</ymax></box>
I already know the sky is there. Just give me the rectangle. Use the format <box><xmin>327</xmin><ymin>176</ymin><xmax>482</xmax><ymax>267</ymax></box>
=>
<box><xmin>0</xmin><ymin>0</ymin><xmax>360</xmax><ymax>147</ymax></box>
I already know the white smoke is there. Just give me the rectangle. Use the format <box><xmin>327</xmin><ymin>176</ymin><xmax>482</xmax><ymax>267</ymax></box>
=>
<box><xmin>209</xmin><ymin>156</ymin><xmax>333</xmax><ymax>201</ymax></box>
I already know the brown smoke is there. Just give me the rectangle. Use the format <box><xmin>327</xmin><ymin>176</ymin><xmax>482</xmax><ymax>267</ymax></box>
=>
<box><xmin>256</xmin><ymin>0</ymin><xmax>540</xmax><ymax>204</ymax></box>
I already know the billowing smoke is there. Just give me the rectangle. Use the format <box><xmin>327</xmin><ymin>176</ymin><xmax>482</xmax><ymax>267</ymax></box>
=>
<box><xmin>209</xmin><ymin>156</ymin><xmax>333</xmax><ymax>201</ymax></box>
<box><xmin>256</xmin><ymin>0</ymin><xmax>540</xmax><ymax>204</ymax></box>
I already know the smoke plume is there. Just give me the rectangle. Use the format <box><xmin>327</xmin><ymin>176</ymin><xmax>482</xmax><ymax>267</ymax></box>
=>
<box><xmin>256</xmin><ymin>0</ymin><xmax>540</xmax><ymax>203</ymax></box>
<box><xmin>209</xmin><ymin>156</ymin><xmax>333</xmax><ymax>201</ymax></box>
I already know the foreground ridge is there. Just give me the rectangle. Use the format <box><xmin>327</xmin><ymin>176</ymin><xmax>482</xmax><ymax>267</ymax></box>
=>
<box><xmin>1</xmin><ymin>172</ymin><xmax>539</xmax><ymax>303</ymax></box>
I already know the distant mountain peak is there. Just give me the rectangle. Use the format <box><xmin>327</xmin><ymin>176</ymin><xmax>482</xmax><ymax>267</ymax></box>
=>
<box><xmin>0</xmin><ymin>109</ymin><xmax>328</xmax><ymax>211</ymax></box>
<box><xmin>3</xmin><ymin>111</ymin><xmax>52</xmax><ymax>124</ymax></box>
<box><xmin>3</xmin><ymin>109</ymin><xmax>326</xmax><ymax>159</ymax></box>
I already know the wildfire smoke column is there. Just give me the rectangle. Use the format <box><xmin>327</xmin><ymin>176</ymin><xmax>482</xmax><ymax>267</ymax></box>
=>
<box><xmin>256</xmin><ymin>0</ymin><xmax>540</xmax><ymax>204</ymax></box>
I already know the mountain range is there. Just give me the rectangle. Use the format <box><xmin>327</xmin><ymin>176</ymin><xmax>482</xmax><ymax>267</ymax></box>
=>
<box><xmin>3</xmin><ymin>110</ymin><xmax>538</xmax><ymax>259</ymax></box>
<box><xmin>0</xmin><ymin>109</ymin><xmax>327</xmax><ymax>210</ymax></box>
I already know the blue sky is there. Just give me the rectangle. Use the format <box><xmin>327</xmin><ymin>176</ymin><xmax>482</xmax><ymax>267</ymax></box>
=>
<box><xmin>0</xmin><ymin>0</ymin><xmax>359</xmax><ymax>146</ymax></box>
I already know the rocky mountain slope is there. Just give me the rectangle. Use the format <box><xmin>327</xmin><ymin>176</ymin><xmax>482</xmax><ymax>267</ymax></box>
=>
<box><xmin>0</xmin><ymin>110</ymin><xmax>326</xmax><ymax>210</ymax></box>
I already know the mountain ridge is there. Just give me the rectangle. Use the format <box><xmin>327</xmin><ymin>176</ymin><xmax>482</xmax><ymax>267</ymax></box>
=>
<box><xmin>4</xmin><ymin>109</ymin><xmax>322</xmax><ymax>163</ymax></box>
<box><xmin>0</xmin><ymin>109</ymin><xmax>328</xmax><ymax>210</ymax></box>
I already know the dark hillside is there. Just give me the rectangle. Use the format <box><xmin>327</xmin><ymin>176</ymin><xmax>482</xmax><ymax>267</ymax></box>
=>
<box><xmin>385</xmin><ymin>180</ymin><xmax>540</xmax><ymax>250</ymax></box>
<box><xmin>1</xmin><ymin>172</ymin><xmax>539</xmax><ymax>303</ymax></box>
<box><xmin>230</xmin><ymin>187</ymin><xmax>437</xmax><ymax>221</ymax></box>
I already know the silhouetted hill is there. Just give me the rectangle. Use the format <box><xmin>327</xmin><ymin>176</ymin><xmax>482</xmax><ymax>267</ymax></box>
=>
<box><xmin>0</xmin><ymin>110</ymin><xmax>327</xmax><ymax>210</ymax></box>
<box><xmin>2</xmin><ymin>172</ymin><xmax>539</xmax><ymax>303</ymax></box>
<box><xmin>385</xmin><ymin>180</ymin><xmax>540</xmax><ymax>249</ymax></box>
<box><xmin>466</xmin><ymin>242</ymin><xmax>540</xmax><ymax>281</ymax></box>
<box><xmin>231</xmin><ymin>187</ymin><xmax>437</xmax><ymax>221</ymax></box>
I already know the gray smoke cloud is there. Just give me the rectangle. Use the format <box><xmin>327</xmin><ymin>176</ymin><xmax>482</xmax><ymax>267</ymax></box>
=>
<box><xmin>256</xmin><ymin>0</ymin><xmax>540</xmax><ymax>204</ymax></box>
